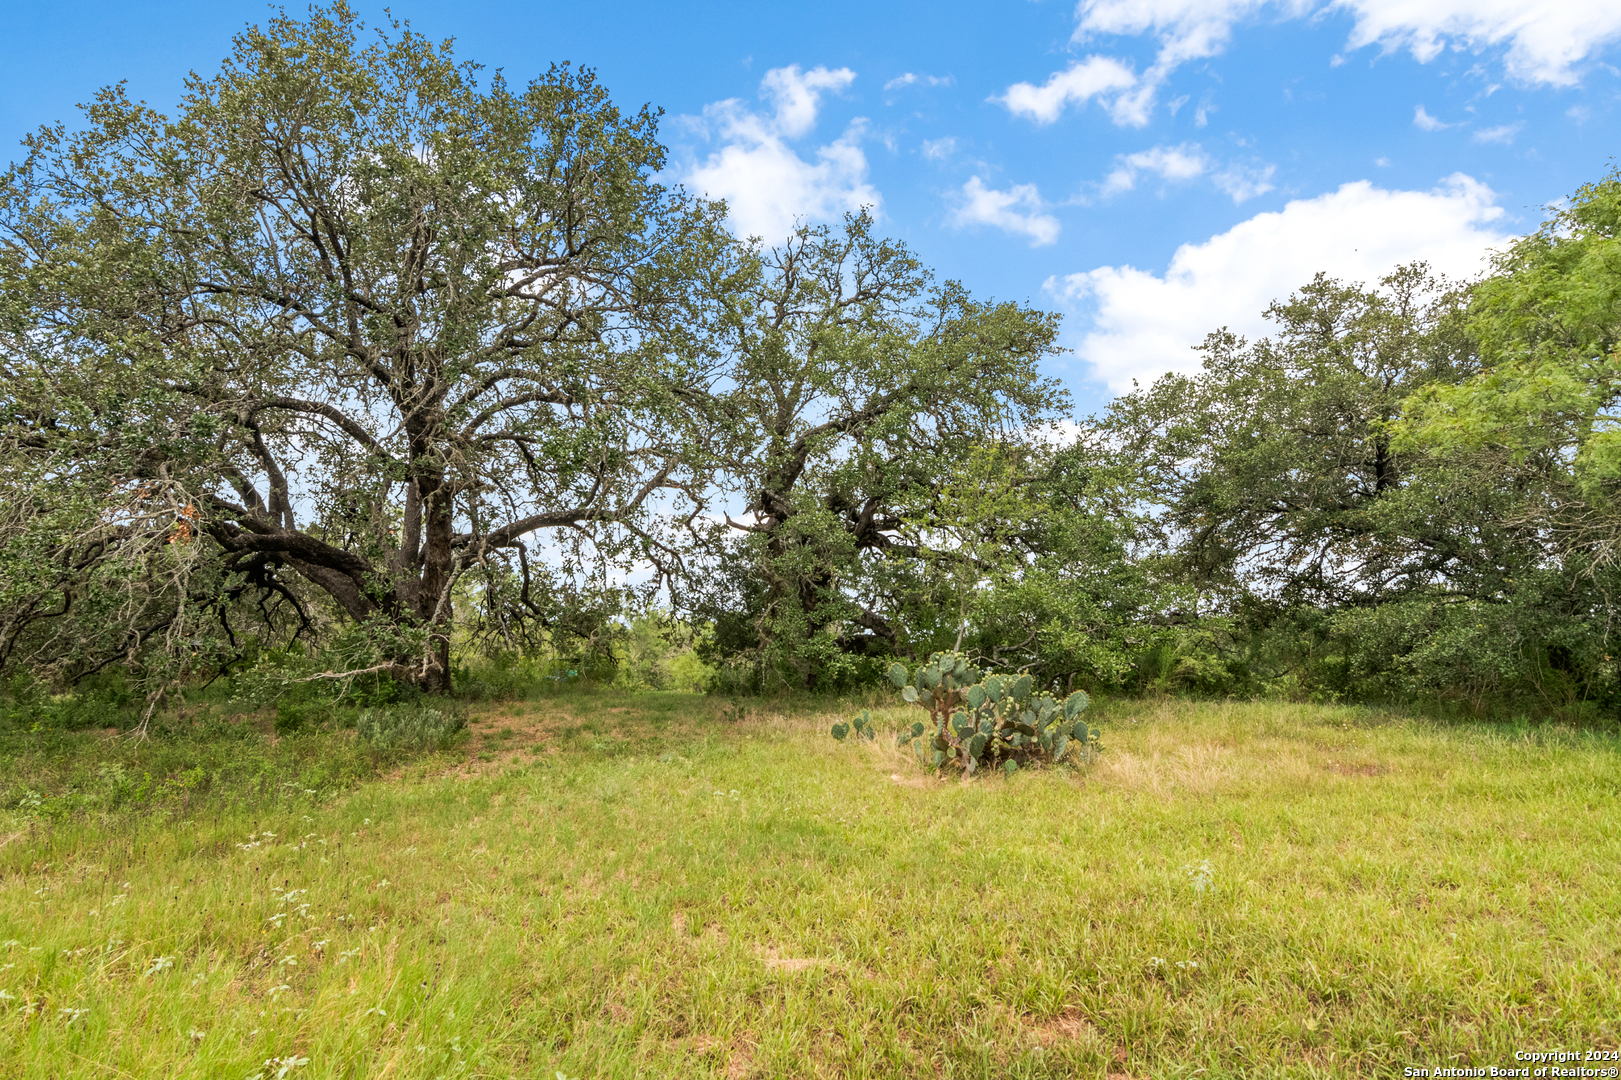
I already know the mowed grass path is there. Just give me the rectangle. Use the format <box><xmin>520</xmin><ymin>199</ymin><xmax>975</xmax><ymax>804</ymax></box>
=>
<box><xmin>1</xmin><ymin>696</ymin><xmax>1617</xmax><ymax>1078</ymax></box>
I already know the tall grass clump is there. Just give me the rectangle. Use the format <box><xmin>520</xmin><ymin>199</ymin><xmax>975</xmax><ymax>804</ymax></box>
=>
<box><xmin>355</xmin><ymin>702</ymin><xmax>466</xmax><ymax>752</ymax></box>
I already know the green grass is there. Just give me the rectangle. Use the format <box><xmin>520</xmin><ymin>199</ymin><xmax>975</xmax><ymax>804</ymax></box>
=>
<box><xmin>0</xmin><ymin>693</ymin><xmax>1618</xmax><ymax>1078</ymax></box>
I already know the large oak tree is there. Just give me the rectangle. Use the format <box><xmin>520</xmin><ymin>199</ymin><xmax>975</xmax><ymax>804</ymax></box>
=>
<box><xmin>0</xmin><ymin>5</ymin><xmax>729</xmax><ymax>691</ymax></box>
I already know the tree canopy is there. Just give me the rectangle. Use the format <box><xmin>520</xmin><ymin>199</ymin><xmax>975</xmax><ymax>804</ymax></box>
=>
<box><xmin>676</xmin><ymin>215</ymin><xmax>1072</xmax><ymax>688</ymax></box>
<box><xmin>1</xmin><ymin>4</ymin><xmax>729</xmax><ymax>693</ymax></box>
<box><xmin>1</xmin><ymin>4</ymin><xmax>1617</xmax><ymax>720</ymax></box>
<box><xmin>1404</xmin><ymin>168</ymin><xmax>1621</xmax><ymax>564</ymax></box>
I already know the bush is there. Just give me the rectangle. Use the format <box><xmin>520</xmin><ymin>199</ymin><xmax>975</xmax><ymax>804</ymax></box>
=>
<box><xmin>355</xmin><ymin>702</ymin><xmax>467</xmax><ymax>752</ymax></box>
<box><xmin>273</xmin><ymin>700</ymin><xmax>336</xmax><ymax>736</ymax></box>
<box><xmin>667</xmin><ymin>649</ymin><xmax>715</xmax><ymax>693</ymax></box>
<box><xmin>0</xmin><ymin>672</ymin><xmax>144</xmax><ymax>733</ymax></box>
<box><xmin>835</xmin><ymin>650</ymin><xmax>1099</xmax><ymax>775</ymax></box>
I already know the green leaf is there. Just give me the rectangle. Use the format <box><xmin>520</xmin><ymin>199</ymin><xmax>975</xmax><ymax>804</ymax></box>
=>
<box><xmin>966</xmin><ymin>685</ymin><xmax>987</xmax><ymax>710</ymax></box>
<box><xmin>968</xmin><ymin>732</ymin><xmax>987</xmax><ymax>760</ymax></box>
<box><xmin>910</xmin><ymin>721</ymin><xmax>925</xmax><ymax>738</ymax></box>
<box><xmin>1003</xmin><ymin>759</ymin><xmax>1019</xmax><ymax>775</ymax></box>
<box><xmin>1053</xmin><ymin>733</ymin><xmax>1069</xmax><ymax>759</ymax></box>
<box><xmin>1063</xmin><ymin>691</ymin><xmax>1091</xmax><ymax>719</ymax></box>
<box><xmin>901</xmin><ymin>685</ymin><xmax>919</xmax><ymax>703</ymax></box>
<box><xmin>887</xmin><ymin>662</ymin><xmax>909</xmax><ymax>688</ymax></box>
<box><xmin>1011</xmin><ymin>674</ymin><xmax>1033</xmax><ymax>700</ymax></box>
<box><xmin>831</xmin><ymin>722</ymin><xmax>849</xmax><ymax>741</ymax></box>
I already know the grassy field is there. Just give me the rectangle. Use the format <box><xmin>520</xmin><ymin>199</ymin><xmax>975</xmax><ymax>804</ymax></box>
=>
<box><xmin>0</xmin><ymin>692</ymin><xmax>1617</xmax><ymax>1079</ymax></box>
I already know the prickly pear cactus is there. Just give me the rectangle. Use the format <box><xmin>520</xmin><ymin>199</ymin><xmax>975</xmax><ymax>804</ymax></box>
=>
<box><xmin>830</xmin><ymin>709</ymin><xmax>877</xmax><ymax>742</ymax></box>
<box><xmin>853</xmin><ymin>651</ymin><xmax>1099</xmax><ymax>775</ymax></box>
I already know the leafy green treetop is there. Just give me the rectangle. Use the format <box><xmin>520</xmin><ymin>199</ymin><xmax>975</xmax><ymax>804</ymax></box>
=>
<box><xmin>0</xmin><ymin>3</ymin><xmax>731</xmax><ymax>691</ymax></box>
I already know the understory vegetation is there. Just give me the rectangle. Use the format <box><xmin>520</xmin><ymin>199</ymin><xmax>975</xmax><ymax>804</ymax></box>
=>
<box><xmin>1</xmin><ymin>694</ymin><xmax>1617</xmax><ymax>1077</ymax></box>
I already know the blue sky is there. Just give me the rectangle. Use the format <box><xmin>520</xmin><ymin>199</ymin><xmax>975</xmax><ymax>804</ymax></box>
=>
<box><xmin>3</xmin><ymin>0</ymin><xmax>1618</xmax><ymax>413</ymax></box>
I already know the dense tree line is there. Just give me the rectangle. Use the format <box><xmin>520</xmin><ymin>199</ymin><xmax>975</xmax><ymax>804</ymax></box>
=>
<box><xmin>2</xmin><ymin>5</ymin><xmax>1616</xmax><ymax>719</ymax></box>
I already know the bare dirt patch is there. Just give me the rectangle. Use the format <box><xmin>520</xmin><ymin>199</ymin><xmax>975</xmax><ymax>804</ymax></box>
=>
<box><xmin>889</xmin><ymin>771</ymin><xmax>934</xmax><ymax>789</ymax></box>
<box><xmin>680</xmin><ymin>1034</ymin><xmax>726</xmax><ymax>1055</ymax></box>
<box><xmin>756</xmin><ymin>944</ymin><xmax>825</xmax><ymax>972</ymax></box>
<box><xmin>724</xmin><ymin>1041</ymin><xmax>755</xmax><ymax>1079</ymax></box>
<box><xmin>1025</xmin><ymin>1008</ymin><xmax>1102</xmax><ymax>1047</ymax></box>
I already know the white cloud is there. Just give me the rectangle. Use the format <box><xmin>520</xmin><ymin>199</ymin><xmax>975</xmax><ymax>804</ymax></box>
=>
<box><xmin>1101</xmin><ymin>144</ymin><xmax>1275</xmax><ymax>203</ymax></box>
<box><xmin>947</xmin><ymin>177</ymin><xmax>1062</xmax><ymax>246</ymax></box>
<box><xmin>994</xmin><ymin>56</ymin><xmax>1140</xmax><ymax>125</ymax></box>
<box><xmin>1049</xmin><ymin>174</ymin><xmax>1509</xmax><ymax>391</ymax></box>
<box><xmin>884</xmin><ymin>72</ymin><xmax>953</xmax><ymax>90</ymax></box>
<box><xmin>1049</xmin><ymin>0</ymin><xmax>1308</xmax><ymax>125</ymax></box>
<box><xmin>683</xmin><ymin>65</ymin><xmax>879</xmax><ymax>244</ymax></box>
<box><xmin>1472</xmin><ymin>121</ymin><xmax>1525</xmax><ymax>143</ymax></box>
<box><xmin>760</xmin><ymin>64</ymin><xmax>855</xmax><ymax>138</ymax></box>
<box><xmin>1337</xmin><ymin>0</ymin><xmax>1621</xmax><ymax>86</ymax></box>
<box><xmin>1000</xmin><ymin>1</ymin><xmax>1292</xmax><ymax>126</ymax></box>
<box><xmin>1211</xmin><ymin>160</ymin><xmax>1277</xmax><ymax>202</ymax></box>
<box><xmin>1075</xmin><ymin>0</ymin><xmax>1294</xmax><ymax>65</ymax></box>
<box><xmin>1413</xmin><ymin>105</ymin><xmax>1455</xmax><ymax>131</ymax></box>
<box><xmin>921</xmin><ymin>136</ymin><xmax>958</xmax><ymax>160</ymax></box>
<box><xmin>1009</xmin><ymin>0</ymin><xmax>1621</xmax><ymax>130</ymax></box>
<box><xmin>1103</xmin><ymin>144</ymin><xmax>1210</xmax><ymax>194</ymax></box>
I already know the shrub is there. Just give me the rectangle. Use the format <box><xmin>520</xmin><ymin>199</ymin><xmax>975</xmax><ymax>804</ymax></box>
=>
<box><xmin>834</xmin><ymin>650</ymin><xmax>1099</xmax><ymax>775</ymax></box>
<box><xmin>273</xmin><ymin>701</ymin><xmax>334</xmax><ymax>736</ymax></box>
<box><xmin>355</xmin><ymin>703</ymin><xmax>466</xmax><ymax>752</ymax></box>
